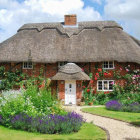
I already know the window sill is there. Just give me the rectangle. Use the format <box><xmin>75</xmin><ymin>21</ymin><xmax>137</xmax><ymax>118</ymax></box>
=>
<box><xmin>97</xmin><ymin>90</ymin><xmax>113</xmax><ymax>91</ymax></box>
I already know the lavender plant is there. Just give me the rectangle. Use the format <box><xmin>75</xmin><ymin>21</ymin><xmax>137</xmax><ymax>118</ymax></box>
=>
<box><xmin>106</xmin><ymin>100</ymin><xmax>122</xmax><ymax>111</ymax></box>
<box><xmin>8</xmin><ymin>112</ymin><xmax>84</xmax><ymax>134</ymax></box>
<box><xmin>106</xmin><ymin>100</ymin><xmax>140</xmax><ymax>113</ymax></box>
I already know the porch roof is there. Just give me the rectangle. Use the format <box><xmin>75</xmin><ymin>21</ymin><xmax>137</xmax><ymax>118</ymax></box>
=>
<box><xmin>51</xmin><ymin>63</ymin><xmax>90</xmax><ymax>80</ymax></box>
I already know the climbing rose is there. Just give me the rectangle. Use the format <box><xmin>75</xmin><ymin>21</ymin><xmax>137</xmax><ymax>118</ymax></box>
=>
<box><xmin>120</xmin><ymin>67</ymin><xmax>122</xmax><ymax>71</ymax></box>
<box><xmin>108</xmin><ymin>73</ymin><xmax>111</xmax><ymax>76</ymax></box>
<box><xmin>95</xmin><ymin>73</ymin><xmax>99</xmax><ymax>77</ymax></box>
<box><xmin>87</xmin><ymin>89</ymin><xmax>90</xmax><ymax>93</ymax></box>
<box><xmin>90</xmin><ymin>80</ymin><xmax>94</xmax><ymax>84</ymax></box>
<box><xmin>94</xmin><ymin>76</ymin><xmax>97</xmax><ymax>80</ymax></box>
<box><xmin>98</xmin><ymin>68</ymin><xmax>102</xmax><ymax>72</ymax></box>
<box><xmin>82</xmin><ymin>86</ymin><xmax>86</xmax><ymax>88</ymax></box>
<box><xmin>104</xmin><ymin>91</ymin><xmax>110</xmax><ymax>94</ymax></box>
<box><xmin>104</xmin><ymin>72</ymin><xmax>108</xmax><ymax>76</ymax></box>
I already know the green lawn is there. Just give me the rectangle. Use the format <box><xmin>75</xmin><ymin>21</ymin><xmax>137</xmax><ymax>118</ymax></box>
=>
<box><xmin>0</xmin><ymin>123</ymin><xmax>106</xmax><ymax>140</ymax></box>
<box><xmin>82</xmin><ymin>107</ymin><xmax>140</xmax><ymax>126</ymax></box>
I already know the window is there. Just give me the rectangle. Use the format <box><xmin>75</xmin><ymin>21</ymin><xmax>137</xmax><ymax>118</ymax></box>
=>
<box><xmin>23</xmin><ymin>62</ymin><xmax>33</xmax><ymax>69</ymax></box>
<box><xmin>103</xmin><ymin>61</ymin><xmax>114</xmax><ymax>69</ymax></box>
<box><xmin>69</xmin><ymin>84</ymin><xmax>72</xmax><ymax>88</ymax></box>
<box><xmin>97</xmin><ymin>80</ymin><xmax>114</xmax><ymax>91</ymax></box>
<box><xmin>58</xmin><ymin>62</ymin><xmax>67</xmax><ymax>67</ymax></box>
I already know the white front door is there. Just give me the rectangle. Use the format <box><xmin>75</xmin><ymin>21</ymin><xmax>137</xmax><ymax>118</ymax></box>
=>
<box><xmin>65</xmin><ymin>80</ymin><xmax>76</xmax><ymax>105</ymax></box>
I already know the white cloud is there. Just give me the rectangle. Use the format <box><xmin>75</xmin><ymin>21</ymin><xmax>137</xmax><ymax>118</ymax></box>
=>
<box><xmin>0</xmin><ymin>0</ymin><xmax>102</xmax><ymax>42</ymax></box>
<box><xmin>104</xmin><ymin>0</ymin><xmax>140</xmax><ymax>39</ymax></box>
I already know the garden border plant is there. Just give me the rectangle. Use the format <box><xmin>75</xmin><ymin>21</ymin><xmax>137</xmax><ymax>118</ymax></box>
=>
<box><xmin>0</xmin><ymin>75</ymin><xmax>85</xmax><ymax>134</ymax></box>
<box><xmin>82</xmin><ymin>64</ymin><xmax>140</xmax><ymax>105</ymax></box>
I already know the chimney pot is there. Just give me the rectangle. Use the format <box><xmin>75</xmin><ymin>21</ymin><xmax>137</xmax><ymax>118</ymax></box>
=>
<box><xmin>64</xmin><ymin>14</ymin><xmax>77</xmax><ymax>26</ymax></box>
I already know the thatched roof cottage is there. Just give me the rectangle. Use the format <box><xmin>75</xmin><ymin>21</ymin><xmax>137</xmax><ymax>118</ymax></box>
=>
<box><xmin>0</xmin><ymin>15</ymin><xmax>140</xmax><ymax>105</ymax></box>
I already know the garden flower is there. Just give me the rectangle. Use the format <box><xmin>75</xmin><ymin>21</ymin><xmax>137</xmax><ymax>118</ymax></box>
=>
<box><xmin>104</xmin><ymin>91</ymin><xmax>109</xmax><ymax>94</ymax></box>
<box><xmin>126</xmin><ymin>69</ymin><xmax>129</xmax><ymax>72</ymax></box>
<box><xmin>120</xmin><ymin>67</ymin><xmax>122</xmax><ymax>71</ymax></box>
<box><xmin>82</xmin><ymin>86</ymin><xmax>86</xmax><ymax>88</ymax></box>
<box><xmin>108</xmin><ymin>73</ymin><xmax>111</xmax><ymax>76</ymax></box>
<box><xmin>94</xmin><ymin>76</ymin><xmax>97</xmax><ymax>80</ymax></box>
<box><xmin>95</xmin><ymin>73</ymin><xmax>99</xmax><ymax>77</ymax></box>
<box><xmin>111</xmin><ymin>81</ymin><xmax>114</xmax><ymax>85</ymax></box>
<box><xmin>87</xmin><ymin>89</ymin><xmax>90</xmax><ymax>93</ymax></box>
<box><xmin>90</xmin><ymin>80</ymin><xmax>94</xmax><ymax>84</ymax></box>
<box><xmin>104</xmin><ymin>72</ymin><xmax>108</xmax><ymax>76</ymax></box>
<box><xmin>98</xmin><ymin>68</ymin><xmax>102</xmax><ymax>72</ymax></box>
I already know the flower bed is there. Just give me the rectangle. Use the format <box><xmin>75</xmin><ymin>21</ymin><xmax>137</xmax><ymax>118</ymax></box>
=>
<box><xmin>0</xmin><ymin>77</ymin><xmax>85</xmax><ymax>134</ymax></box>
<box><xmin>106</xmin><ymin>100</ymin><xmax>140</xmax><ymax>113</ymax></box>
<box><xmin>0</xmin><ymin>112</ymin><xmax>84</xmax><ymax>134</ymax></box>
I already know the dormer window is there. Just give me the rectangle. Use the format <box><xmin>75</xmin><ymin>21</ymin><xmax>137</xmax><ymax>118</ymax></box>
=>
<box><xmin>23</xmin><ymin>62</ymin><xmax>33</xmax><ymax>69</ymax></box>
<box><xmin>103</xmin><ymin>61</ymin><xmax>114</xmax><ymax>69</ymax></box>
<box><xmin>58</xmin><ymin>62</ymin><xmax>67</xmax><ymax>67</ymax></box>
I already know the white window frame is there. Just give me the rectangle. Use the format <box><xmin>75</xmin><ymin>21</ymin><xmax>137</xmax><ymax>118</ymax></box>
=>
<box><xmin>23</xmin><ymin>62</ymin><xmax>33</xmax><ymax>69</ymax></box>
<box><xmin>58</xmin><ymin>62</ymin><xmax>67</xmax><ymax>67</ymax></box>
<box><xmin>97</xmin><ymin>80</ymin><xmax>114</xmax><ymax>91</ymax></box>
<box><xmin>103</xmin><ymin>61</ymin><xmax>114</xmax><ymax>69</ymax></box>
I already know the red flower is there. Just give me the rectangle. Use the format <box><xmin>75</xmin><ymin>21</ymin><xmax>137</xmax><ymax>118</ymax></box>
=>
<box><xmin>95</xmin><ymin>73</ymin><xmax>99</xmax><ymax>77</ymax></box>
<box><xmin>104</xmin><ymin>91</ymin><xmax>110</xmax><ymax>94</ymax></box>
<box><xmin>98</xmin><ymin>68</ymin><xmax>102</xmax><ymax>72</ymax></box>
<box><xmin>104</xmin><ymin>72</ymin><xmax>108</xmax><ymax>76</ymax></box>
<box><xmin>108</xmin><ymin>73</ymin><xmax>111</xmax><ymax>76</ymax></box>
<box><xmin>38</xmin><ymin>85</ymin><xmax>42</xmax><ymax>88</ymax></box>
<box><xmin>94</xmin><ymin>76</ymin><xmax>98</xmax><ymax>80</ymax></box>
<box><xmin>82</xmin><ymin>86</ymin><xmax>86</xmax><ymax>88</ymax></box>
<box><xmin>87</xmin><ymin>89</ymin><xmax>90</xmax><ymax>93</ymax></box>
<box><xmin>90</xmin><ymin>80</ymin><xmax>94</xmax><ymax>84</ymax></box>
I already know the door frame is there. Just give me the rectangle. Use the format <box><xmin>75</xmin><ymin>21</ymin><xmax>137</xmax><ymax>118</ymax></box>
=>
<box><xmin>65</xmin><ymin>80</ymin><xmax>76</xmax><ymax>105</ymax></box>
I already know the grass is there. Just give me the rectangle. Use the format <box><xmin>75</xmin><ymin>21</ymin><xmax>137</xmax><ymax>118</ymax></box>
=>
<box><xmin>0</xmin><ymin>123</ymin><xmax>106</xmax><ymax>140</ymax></box>
<box><xmin>82</xmin><ymin>107</ymin><xmax>140</xmax><ymax>126</ymax></box>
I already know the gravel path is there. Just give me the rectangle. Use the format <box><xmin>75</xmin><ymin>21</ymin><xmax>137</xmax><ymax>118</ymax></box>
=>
<box><xmin>64</xmin><ymin>106</ymin><xmax>140</xmax><ymax>140</ymax></box>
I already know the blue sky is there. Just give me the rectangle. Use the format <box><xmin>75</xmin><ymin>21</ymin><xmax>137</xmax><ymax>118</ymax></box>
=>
<box><xmin>0</xmin><ymin>0</ymin><xmax>140</xmax><ymax>42</ymax></box>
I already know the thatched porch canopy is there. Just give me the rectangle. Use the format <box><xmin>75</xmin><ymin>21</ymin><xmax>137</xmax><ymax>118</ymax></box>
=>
<box><xmin>51</xmin><ymin>63</ymin><xmax>90</xmax><ymax>80</ymax></box>
<box><xmin>0</xmin><ymin>21</ymin><xmax>140</xmax><ymax>64</ymax></box>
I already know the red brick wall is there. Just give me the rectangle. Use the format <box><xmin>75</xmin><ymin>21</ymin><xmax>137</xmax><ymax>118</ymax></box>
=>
<box><xmin>89</xmin><ymin>61</ymin><xmax>140</xmax><ymax>91</ymax></box>
<box><xmin>0</xmin><ymin>61</ymin><xmax>140</xmax><ymax>100</ymax></box>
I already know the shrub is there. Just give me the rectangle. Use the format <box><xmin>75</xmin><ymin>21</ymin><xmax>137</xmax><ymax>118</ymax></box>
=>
<box><xmin>121</xmin><ymin>102</ymin><xmax>140</xmax><ymax>113</ymax></box>
<box><xmin>0</xmin><ymin>78</ymin><xmax>67</xmax><ymax>125</ymax></box>
<box><xmin>0</xmin><ymin>66</ymin><xmax>28</xmax><ymax>91</ymax></box>
<box><xmin>106</xmin><ymin>100</ymin><xmax>122</xmax><ymax>111</ymax></box>
<box><xmin>1</xmin><ymin>112</ymin><xmax>84</xmax><ymax>134</ymax></box>
<box><xmin>106</xmin><ymin>100</ymin><xmax>140</xmax><ymax>113</ymax></box>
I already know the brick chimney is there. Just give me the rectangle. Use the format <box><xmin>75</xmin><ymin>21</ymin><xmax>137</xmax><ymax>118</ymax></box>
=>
<box><xmin>64</xmin><ymin>14</ymin><xmax>77</xmax><ymax>26</ymax></box>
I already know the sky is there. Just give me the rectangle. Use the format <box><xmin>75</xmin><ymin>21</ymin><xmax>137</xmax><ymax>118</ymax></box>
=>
<box><xmin>0</xmin><ymin>0</ymin><xmax>140</xmax><ymax>42</ymax></box>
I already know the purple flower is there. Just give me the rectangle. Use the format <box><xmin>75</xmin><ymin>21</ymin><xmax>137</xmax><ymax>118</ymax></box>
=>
<box><xmin>106</xmin><ymin>100</ymin><xmax>122</xmax><ymax>111</ymax></box>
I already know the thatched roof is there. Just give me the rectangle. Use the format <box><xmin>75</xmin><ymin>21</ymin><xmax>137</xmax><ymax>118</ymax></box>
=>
<box><xmin>51</xmin><ymin>63</ymin><xmax>90</xmax><ymax>80</ymax></box>
<box><xmin>0</xmin><ymin>21</ymin><xmax>140</xmax><ymax>64</ymax></box>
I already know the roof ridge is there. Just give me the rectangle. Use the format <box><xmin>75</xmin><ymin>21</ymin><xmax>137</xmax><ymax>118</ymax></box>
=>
<box><xmin>18</xmin><ymin>21</ymin><xmax>123</xmax><ymax>38</ymax></box>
